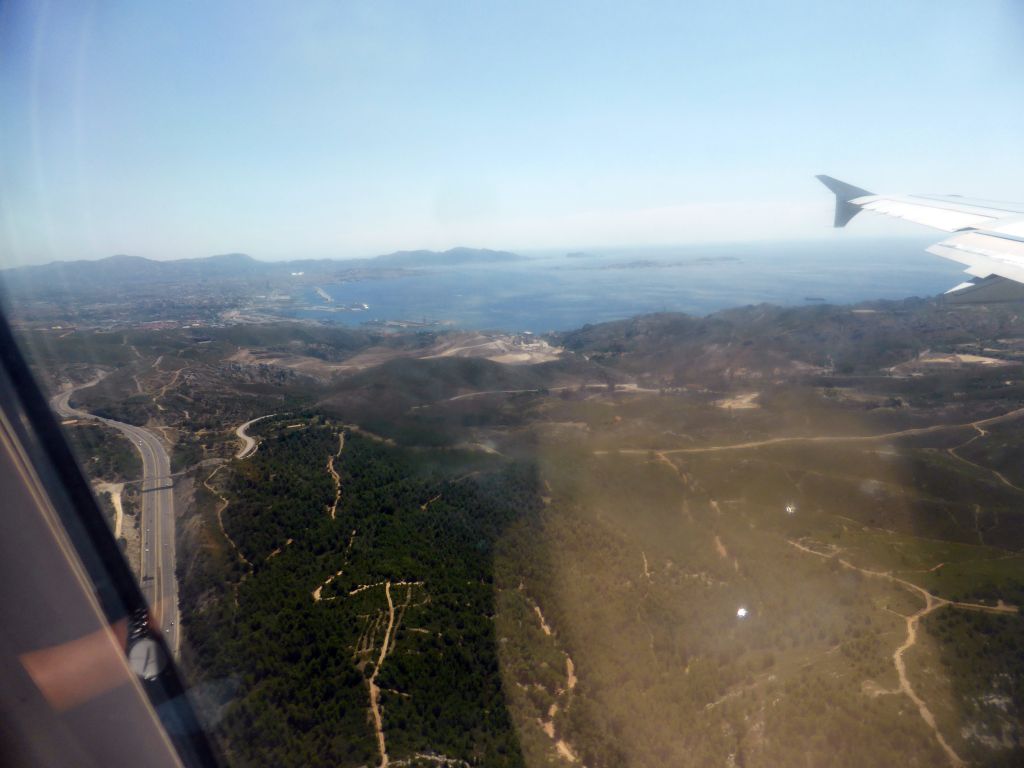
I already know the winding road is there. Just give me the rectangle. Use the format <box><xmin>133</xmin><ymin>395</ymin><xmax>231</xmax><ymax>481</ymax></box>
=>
<box><xmin>52</xmin><ymin>381</ymin><xmax>180</xmax><ymax>657</ymax></box>
<box><xmin>235</xmin><ymin>413</ymin><xmax>276</xmax><ymax>459</ymax></box>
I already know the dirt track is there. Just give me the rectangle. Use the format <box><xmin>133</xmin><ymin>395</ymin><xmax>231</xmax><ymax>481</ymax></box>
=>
<box><xmin>599</xmin><ymin>405</ymin><xmax>1024</xmax><ymax>457</ymax></box>
<box><xmin>204</xmin><ymin>465</ymin><xmax>251</xmax><ymax>570</ymax></box>
<box><xmin>788</xmin><ymin>538</ymin><xmax>1017</xmax><ymax>766</ymax></box>
<box><xmin>610</xmin><ymin>404</ymin><xmax>1024</xmax><ymax>764</ymax></box>
<box><xmin>368</xmin><ymin>581</ymin><xmax>395</xmax><ymax>767</ymax></box>
<box><xmin>327</xmin><ymin>433</ymin><xmax>344</xmax><ymax>519</ymax></box>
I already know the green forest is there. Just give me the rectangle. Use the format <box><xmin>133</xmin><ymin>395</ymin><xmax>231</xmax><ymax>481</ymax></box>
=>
<box><xmin>922</xmin><ymin>608</ymin><xmax>1024</xmax><ymax>767</ymax></box>
<box><xmin>180</xmin><ymin>416</ymin><xmax>538</xmax><ymax>767</ymax></box>
<box><xmin>65</xmin><ymin>421</ymin><xmax>141</xmax><ymax>481</ymax></box>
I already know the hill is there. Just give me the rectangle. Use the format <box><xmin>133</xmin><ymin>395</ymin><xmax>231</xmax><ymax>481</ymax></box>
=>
<box><xmin>27</xmin><ymin>296</ymin><xmax>1024</xmax><ymax>767</ymax></box>
<box><xmin>557</xmin><ymin>300</ymin><xmax>1024</xmax><ymax>383</ymax></box>
<box><xmin>1</xmin><ymin>247</ymin><xmax>521</xmax><ymax>289</ymax></box>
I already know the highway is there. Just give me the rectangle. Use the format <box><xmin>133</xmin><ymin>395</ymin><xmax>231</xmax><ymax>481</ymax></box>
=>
<box><xmin>52</xmin><ymin>383</ymin><xmax>180</xmax><ymax>656</ymax></box>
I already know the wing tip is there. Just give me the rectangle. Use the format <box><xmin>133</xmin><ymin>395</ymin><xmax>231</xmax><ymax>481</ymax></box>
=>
<box><xmin>817</xmin><ymin>175</ymin><xmax>873</xmax><ymax>228</ymax></box>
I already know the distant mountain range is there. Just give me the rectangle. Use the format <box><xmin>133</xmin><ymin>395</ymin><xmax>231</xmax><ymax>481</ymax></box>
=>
<box><xmin>0</xmin><ymin>248</ymin><xmax>523</xmax><ymax>294</ymax></box>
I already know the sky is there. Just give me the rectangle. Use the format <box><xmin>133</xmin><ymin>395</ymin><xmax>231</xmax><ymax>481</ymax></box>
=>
<box><xmin>1</xmin><ymin>0</ymin><xmax>1023</xmax><ymax>265</ymax></box>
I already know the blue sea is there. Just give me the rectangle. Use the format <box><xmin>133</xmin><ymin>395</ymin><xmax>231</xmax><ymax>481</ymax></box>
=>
<box><xmin>289</xmin><ymin>238</ymin><xmax>965</xmax><ymax>333</ymax></box>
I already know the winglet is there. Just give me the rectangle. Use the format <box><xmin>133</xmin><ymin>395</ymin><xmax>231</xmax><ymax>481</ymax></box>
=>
<box><xmin>816</xmin><ymin>175</ymin><xmax>873</xmax><ymax>227</ymax></box>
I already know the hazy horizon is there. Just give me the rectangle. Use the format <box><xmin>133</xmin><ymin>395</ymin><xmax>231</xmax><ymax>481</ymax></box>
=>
<box><xmin>2</xmin><ymin>1</ymin><xmax>1023</xmax><ymax>267</ymax></box>
<box><xmin>6</xmin><ymin>234</ymin><xmax>941</xmax><ymax>270</ymax></box>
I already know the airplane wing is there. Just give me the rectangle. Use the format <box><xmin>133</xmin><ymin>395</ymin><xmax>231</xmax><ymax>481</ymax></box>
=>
<box><xmin>817</xmin><ymin>175</ymin><xmax>1024</xmax><ymax>303</ymax></box>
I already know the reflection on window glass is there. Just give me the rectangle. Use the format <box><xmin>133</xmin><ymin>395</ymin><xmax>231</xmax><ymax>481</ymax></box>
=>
<box><xmin>2</xmin><ymin>1</ymin><xmax>1024</xmax><ymax>766</ymax></box>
